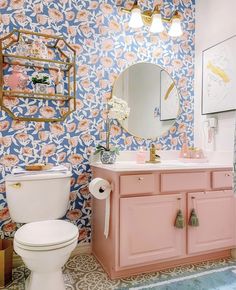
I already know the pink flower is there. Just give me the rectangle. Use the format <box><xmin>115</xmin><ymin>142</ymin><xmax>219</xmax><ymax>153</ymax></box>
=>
<box><xmin>76</xmin><ymin>10</ymin><xmax>89</xmax><ymax>21</ymax></box>
<box><xmin>41</xmin><ymin>144</ymin><xmax>56</xmax><ymax>157</ymax></box>
<box><xmin>10</xmin><ymin>0</ymin><xmax>24</xmax><ymax>9</ymax></box>
<box><xmin>69</xmin><ymin>137</ymin><xmax>78</xmax><ymax>147</ymax></box>
<box><xmin>78</xmin><ymin>64</ymin><xmax>89</xmax><ymax>77</ymax></box>
<box><xmin>27</xmin><ymin>105</ymin><xmax>38</xmax><ymax>115</ymax></box>
<box><xmin>36</xmin><ymin>14</ymin><xmax>48</xmax><ymax>25</ymax></box>
<box><xmin>89</xmin><ymin>1</ymin><xmax>99</xmax><ymax>9</ymax></box>
<box><xmin>101</xmin><ymin>57</ymin><xmax>113</xmax><ymax>68</ymax></box>
<box><xmin>48</xmin><ymin>8</ymin><xmax>64</xmax><ymax>22</ymax></box>
<box><xmin>124</xmin><ymin>52</ymin><xmax>137</xmax><ymax>62</ymax></box>
<box><xmin>68</xmin><ymin>154</ymin><xmax>83</xmax><ymax>165</ymax></box>
<box><xmin>0</xmin><ymin>184</ymin><xmax>6</xmax><ymax>193</ymax></box>
<box><xmin>78</xmin><ymin>228</ymin><xmax>89</xmax><ymax>241</ymax></box>
<box><xmin>50</xmin><ymin>123</ymin><xmax>65</xmax><ymax>136</ymax></box>
<box><xmin>22</xmin><ymin>147</ymin><xmax>33</xmax><ymax>156</ymax></box>
<box><xmin>12</xmin><ymin>120</ymin><xmax>25</xmax><ymax>130</ymax></box>
<box><xmin>15</xmin><ymin>133</ymin><xmax>29</xmax><ymax>142</ymax></box>
<box><xmin>81</xmin><ymin>133</ymin><xmax>92</xmax><ymax>143</ymax></box>
<box><xmin>3</xmin><ymin>222</ymin><xmax>17</xmax><ymax>233</ymax></box>
<box><xmin>0</xmin><ymin>137</ymin><xmax>12</xmax><ymax>147</ymax></box>
<box><xmin>78</xmin><ymin>119</ymin><xmax>90</xmax><ymax>131</ymax></box>
<box><xmin>0</xmin><ymin>0</ymin><xmax>8</xmax><ymax>9</ymax></box>
<box><xmin>68</xmin><ymin>26</ymin><xmax>77</xmax><ymax>37</ymax></box>
<box><xmin>66</xmin><ymin>209</ymin><xmax>82</xmax><ymax>221</ymax></box>
<box><xmin>66</xmin><ymin>123</ymin><xmax>76</xmax><ymax>132</ymax></box>
<box><xmin>102</xmin><ymin>39</ymin><xmax>114</xmax><ymax>51</ymax></box>
<box><xmin>109</xmin><ymin>20</ymin><xmax>121</xmax><ymax>32</ymax></box>
<box><xmin>40</xmin><ymin>106</ymin><xmax>55</xmax><ymax>118</ymax></box>
<box><xmin>1</xmin><ymin>154</ymin><xmax>19</xmax><ymax>167</ymax></box>
<box><xmin>110</xmin><ymin>124</ymin><xmax>121</xmax><ymax>137</ymax></box>
<box><xmin>79</xmin><ymin>187</ymin><xmax>90</xmax><ymax>196</ymax></box>
<box><xmin>77</xmin><ymin>173</ymin><xmax>90</xmax><ymax>185</ymax></box>
<box><xmin>66</xmin><ymin>11</ymin><xmax>75</xmax><ymax>21</ymax></box>
<box><xmin>38</xmin><ymin>131</ymin><xmax>49</xmax><ymax>141</ymax></box>
<box><xmin>100</xmin><ymin>3</ymin><xmax>113</xmax><ymax>15</ymax></box>
<box><xmin>0</xmin><ymin>208</ymin><xmax>10</xmax><ymax>221</ymax></box>
<box><xmin>58</xmin><ymin>152</ymin><xmax>66</xmax><ymax>162</ymax></box>
<box><xmin>14</xmin><ymin>13</ymin><xmax>27</xmax><ymax>24</ymax></box>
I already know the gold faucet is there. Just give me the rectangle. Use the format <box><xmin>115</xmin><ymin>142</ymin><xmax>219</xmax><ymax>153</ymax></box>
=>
<box><xmin>146</xmin><ymin>144</ymin><xmax>161</xmax><ymax>164</ymax></box>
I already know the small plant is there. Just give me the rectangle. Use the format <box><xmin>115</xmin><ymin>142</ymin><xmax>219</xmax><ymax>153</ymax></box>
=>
<box><xmin>31</xmin><ymin>74</ymin><xmax>50</xmax><ymax>85</ymax></box>
<box><xmin>94</xmin><ymin>96</ymin><xmax>130</xmax><ymax>157</ymax></box>
<box><xmin>94</xmin><ymin>144</ymin><xmax>119</xmax><ymax>156</ymax></box>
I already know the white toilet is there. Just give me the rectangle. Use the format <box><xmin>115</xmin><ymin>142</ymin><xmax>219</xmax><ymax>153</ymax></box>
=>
<box><xmin>5</xmin><ymin>170</ymin><xmax>78</xmax><ymax>290</ymax></box>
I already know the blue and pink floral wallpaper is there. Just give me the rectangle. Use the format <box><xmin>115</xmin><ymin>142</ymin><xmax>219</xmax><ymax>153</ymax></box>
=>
<box><xmin>0</xmin><ymin>0</ymin><xmax>195</xmax><ymax>242</ymax></box>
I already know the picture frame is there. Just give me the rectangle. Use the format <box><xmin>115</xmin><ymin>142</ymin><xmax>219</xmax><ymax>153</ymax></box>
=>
<box><xmin>160</xmin><ymin>70</ymin><xmax>179</xmax><ymax>121</ymax></box>
<box><xmin>202</xmin><ymin>35</ymin><xmax>236</xmax><ymax>115</ymax></box>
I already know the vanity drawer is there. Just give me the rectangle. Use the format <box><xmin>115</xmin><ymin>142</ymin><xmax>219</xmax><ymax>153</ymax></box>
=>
<box><xmin>120</xmin><ymin>174</ymin><xmax>155</xmax><ymax>196</ymax></box>
<box><xmin>161</xmin><ymin>172</ymin><xmax>210</xmax><ymax>192</ymax></box>
<box><xmin>212</xmin><ymin>171</ymin><xmax>233</xmax><ymax>189</ymax></box>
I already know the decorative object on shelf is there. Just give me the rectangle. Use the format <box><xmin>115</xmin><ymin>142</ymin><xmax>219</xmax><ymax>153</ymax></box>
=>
<box><xmin>55</xmin><ymin>69</ymin><xmax>64</xmax><ymax>95</ymax></box>
<box><xmin>0</xmin><ymin>29</ymin><xmax>76</xmax><ymax>122</ymax></box>
<box><xmin>32</xmin><ymin>73</ymin><xmax>51</xmax><ymax>94</ymax></box>
<box><xmin>202</xmin><ymin>35</ymin><xmax>236</xmax><ymax>115</ymax></box>
<box><xmin>7</xmin><ymin>65</ymin><xmax>29</xmax><ymax>90</ymax></box>
<box><xmin>16</xmin><ymin>35</ymin><xmax>30</xmax><ymax>57</ymax></box>
<box><xmin>121</xmin><ymin>0</ymin><xmax>183</xmax><ymax>36</ymax></box>
<box><xmin>30</xmin><ymin>38</ymin><xmax>48</xmax><ymax>59</ymax></box>
<box><xmin>95</xmin><ymin>96</ymin><xmax>130</xmax><ymax>164</ymax></box>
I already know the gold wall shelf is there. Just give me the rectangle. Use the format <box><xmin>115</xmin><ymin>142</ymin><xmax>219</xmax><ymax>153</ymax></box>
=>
<box><xmin>0</xmin><ymin>29</ymin><xmax>77</xmax><ymax>122</ymax></box>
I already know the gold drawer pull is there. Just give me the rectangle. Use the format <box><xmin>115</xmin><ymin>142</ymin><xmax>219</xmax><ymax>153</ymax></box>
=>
<box><xmin>138</xmin><ymin>177</ymin><xmax>144</xmax><ymax>181</ymax></box>
<box><xmin>10</xmin><ymin>183</ymin><xmax>21</xmax><ymax>189</ymax></box>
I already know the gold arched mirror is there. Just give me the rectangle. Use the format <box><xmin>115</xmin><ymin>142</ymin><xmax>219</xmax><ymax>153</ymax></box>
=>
<box><xmin>112</xmin><ymin>62</ymin><xmax>180</xmax><ymax>139</ymax></box>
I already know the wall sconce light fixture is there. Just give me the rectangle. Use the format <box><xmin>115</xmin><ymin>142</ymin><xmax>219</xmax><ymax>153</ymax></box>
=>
<box><xmin>122</xmin><ymin>1</ymin><xmax>183</xmax><ymax>37</ymax></box>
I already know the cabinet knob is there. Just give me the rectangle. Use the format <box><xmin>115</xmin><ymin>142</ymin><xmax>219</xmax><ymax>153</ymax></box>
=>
<box><xmin>138</xmin><ymin>177</ymin><xmax>144</xmax><ymax>181</ymax></box>
<box><xmin>225</xmin><ymin>173</ymin><xmax>231</xmax><ymax>177</ymax></box>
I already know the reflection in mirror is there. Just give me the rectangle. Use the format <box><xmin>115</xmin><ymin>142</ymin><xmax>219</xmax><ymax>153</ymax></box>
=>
<box><xmin>113</xmin><ymin>63</ymin><xmax>179</xmax><ymax>139</ymax></box>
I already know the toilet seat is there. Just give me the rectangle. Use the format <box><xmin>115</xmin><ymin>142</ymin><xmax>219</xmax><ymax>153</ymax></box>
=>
<box><xmin>15</xmin><ymin>220</ymin><xmax>78</xmax><ymax>251</ymax></box>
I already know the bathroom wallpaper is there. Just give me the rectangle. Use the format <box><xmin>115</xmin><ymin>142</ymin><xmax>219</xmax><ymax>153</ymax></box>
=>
<box><xmin>0</xmin><ymin>0</ymin><xmax>195</xmax><ymax>242</ymax></box>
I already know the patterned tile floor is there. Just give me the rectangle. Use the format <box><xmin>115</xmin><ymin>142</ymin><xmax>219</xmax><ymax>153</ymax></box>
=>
<box><xmin>3</xmin><ymin>254</ymin><xmax>236</xmax><ymax>290</ymax></box>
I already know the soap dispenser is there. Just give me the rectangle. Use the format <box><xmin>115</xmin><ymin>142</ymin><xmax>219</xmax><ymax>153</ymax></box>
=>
<box><xmin>136</xmin><ymin>147</ymin><xmax>146</xmax><ymax>164</ymax></box>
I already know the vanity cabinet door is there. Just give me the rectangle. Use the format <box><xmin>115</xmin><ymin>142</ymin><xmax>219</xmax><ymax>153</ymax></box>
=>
<box><xmin>188</xmin><ymin>190</ymin><xmax>236</xmax><ymax>254</ymax></box>
<box><xmin>120</xmin><ymin>194</ymin><xmax>186</xmax><ymax>267</ymax></box>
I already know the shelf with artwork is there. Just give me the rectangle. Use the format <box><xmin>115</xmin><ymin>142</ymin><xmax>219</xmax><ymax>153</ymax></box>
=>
<box><xmin>0</xmin><ymin>29</ymin><xmax>76</xmax><ymax>122</ymax></box>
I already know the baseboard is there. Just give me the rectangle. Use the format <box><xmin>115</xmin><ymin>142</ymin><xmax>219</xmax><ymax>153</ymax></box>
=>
<box><xmin>71</xmin><ymin>242</ymin><xmax>92</xmax><ymax>256</ymax></box>
<box><xmin>13</xmin><ymin>242</ymin><xmax>92</xmax><ymax>269</ymax></box>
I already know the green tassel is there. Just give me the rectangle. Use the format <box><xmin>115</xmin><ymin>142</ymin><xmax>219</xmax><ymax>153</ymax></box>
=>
<box><xmin>174</xmin><ymin>210</ymin><xmax>185</xmax><ymax>229</ymax></box>
<box><xmin>189</xmin><ymin>209</ymin><xmax>199</xmax><ymax>227</ymax></box>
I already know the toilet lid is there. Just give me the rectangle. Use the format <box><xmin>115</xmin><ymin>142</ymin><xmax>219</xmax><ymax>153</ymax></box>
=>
<box><xmin>15</xmin><ymin>220</ymin><xmax>78</xmax><ymax>247</ymax></box>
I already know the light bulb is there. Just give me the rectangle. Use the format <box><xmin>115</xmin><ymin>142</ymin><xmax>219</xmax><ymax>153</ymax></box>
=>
<box><xmin>150</xmin><ymin>13</ymin><xmax>164</xmax><ymax>33</ymax></box>
<box><xmin>168</xmin><ymin>18</ymin><xmax>183</xmax><ymax>37</ymax></box>
<box><xmin>129</xmin><ymin>7</ymin><xmax>143</xmax><ymax>28</ymax></box>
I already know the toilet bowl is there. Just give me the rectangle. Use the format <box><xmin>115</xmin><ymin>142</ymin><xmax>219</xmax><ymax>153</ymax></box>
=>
<box><xmin>14</xmin><ymin>220</ymin><xmax>78</xmax><ymax>290</ymax></box>
<box><xmin>5</xmin><ymin>169</ymin><xmax>78</xmax><ymax>290</ymax></box>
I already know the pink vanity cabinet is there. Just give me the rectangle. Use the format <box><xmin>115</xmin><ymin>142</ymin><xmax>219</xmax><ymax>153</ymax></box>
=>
<box><xmin>91</xmin><ymin>166</ymin><xmax>235</xmax><ymax>279</ymax></box>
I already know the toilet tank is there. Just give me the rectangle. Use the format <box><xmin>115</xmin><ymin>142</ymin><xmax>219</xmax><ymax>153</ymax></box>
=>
<box><xmin>5</xmin><ymin>171</ymin><xmax>72</xmax><ymax>223</ymax></box>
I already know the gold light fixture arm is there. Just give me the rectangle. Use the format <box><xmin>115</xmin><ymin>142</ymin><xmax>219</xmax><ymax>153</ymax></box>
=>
<box><xmin>121</xmin><ymin>2</ymin><xmax>180</xmax><ymax>26</ymax></box>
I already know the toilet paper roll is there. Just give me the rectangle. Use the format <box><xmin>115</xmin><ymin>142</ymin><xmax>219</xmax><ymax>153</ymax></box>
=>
<box><xmin>89</xmin><ymin>178</ymin><xmax>112</xmax><ymax>239</ymax></box>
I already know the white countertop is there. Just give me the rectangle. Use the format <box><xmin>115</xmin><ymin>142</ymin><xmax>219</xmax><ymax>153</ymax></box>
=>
<box><xmin>91</xmin><ymin>160</ymin><xmax>233</xmax><ymax>172</ymax></box>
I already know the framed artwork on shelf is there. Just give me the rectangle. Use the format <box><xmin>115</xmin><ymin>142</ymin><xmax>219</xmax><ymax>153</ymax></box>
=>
<box><xmin>160</xmin><ymin>70</ymin><xmax>179</xmax><ymax>121</ymax></box>
<box><xmin>202</xmin><ymin>35</ymin><xmax>236</xmax><ymax>115</ymax></box>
